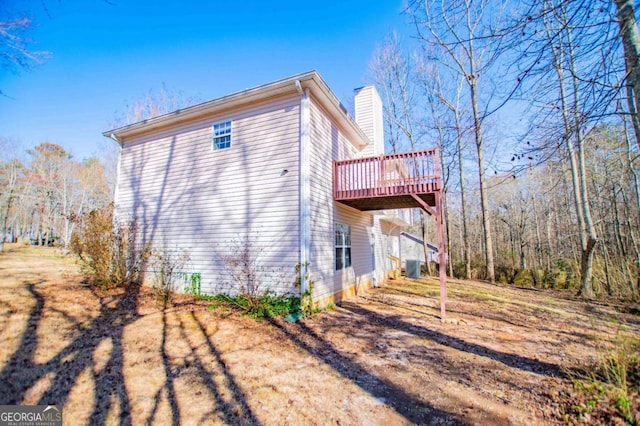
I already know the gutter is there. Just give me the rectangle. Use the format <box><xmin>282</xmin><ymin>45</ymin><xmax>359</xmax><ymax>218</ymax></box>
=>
<box><xmin>103</xmin><ymin>71</ymin><xmax>369</xmax><ymax>150</ymax></box>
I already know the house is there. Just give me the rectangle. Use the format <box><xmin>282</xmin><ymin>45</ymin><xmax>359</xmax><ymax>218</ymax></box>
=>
<box><xmin>399</xmin><ymin>231</ymin><xmax>439</xmax><ymax>265</ymax></box>
<box><xmin>104</xmin><ymin>71</ymin><xmax>447</xmax><ymax>311</ymax></box>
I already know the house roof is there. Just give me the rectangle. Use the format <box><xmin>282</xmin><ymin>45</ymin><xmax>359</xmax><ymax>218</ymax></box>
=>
<box><xmin>103</xmin><ymin>70</ymin><xmax>370</xmax><ymax>149</ymax></box>
<box><xmin>400</xmin><ymin>231</ymin><xmax>438</xmax><ymax>252</ymax></box>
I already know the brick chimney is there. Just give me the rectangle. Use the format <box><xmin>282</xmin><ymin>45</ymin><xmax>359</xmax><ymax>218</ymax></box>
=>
<box><xmin>354</xmin><ymin>86</ymin><xmax>384</xmax><ymax>157</ymax></box>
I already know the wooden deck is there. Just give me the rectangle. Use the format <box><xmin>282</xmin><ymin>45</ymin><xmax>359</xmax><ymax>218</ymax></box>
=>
<box><xmin>333</xmin><ymin>148</ymin><xmax>448</xmax><ymax>320</ymax></box>
<box><xmin>333</xmin><ymin>149</ymin><xmax>442</xmax><ymax>212</ymax></box>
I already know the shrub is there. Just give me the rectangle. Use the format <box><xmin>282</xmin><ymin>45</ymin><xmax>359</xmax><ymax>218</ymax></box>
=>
<box><xmin>213</xmin><ymin>236</ymin><xmax>314</xmax><ymax>319</ymax></box>
<box><xmin>71</xmin><ymin>205</ymin><xmax>150</xmax><ymax>289</ymax></box>
<box><xmin>204</xmin><ymin>293</ymin><xmax>300</xmax><ymax>319</ymax></box>
<box><xmin>151</xmin><ymin>248</ymin><xmax>188</xmax><ymax>307</ymax></box>
<box><xmin>216</xmin><ymin>233</ymin><xmax>293</xmax><ymax>308</ymax></box>
<box><xmin>532</xmin><ymin>269</ymin><xmax>545</xmax><ymax>287</ymax></box>
<box><xmin>495</xmin><ymin>266</ymin><xmax>518</xmax><ymax>284</ymax></box>
<box><xmin>218</xmin><ymin>234</ymin><xmax>275</xmax><ymax>298</ymax></box>
<box><xmin>514</xmin><ymin>269</ymin><xmax>534</xmax><ymax>287</ymax></box>
<box><xmin>452</xmin><ymin>259</ymin><xmax>486</xmax><ymax>280</ymax></box>
<box><xmin>544</xmin><ymin>268</ymin><xmax>568</xmax><ymax>289</ymax></box>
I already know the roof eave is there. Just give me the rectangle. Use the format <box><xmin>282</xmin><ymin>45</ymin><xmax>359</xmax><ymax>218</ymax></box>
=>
<box><xmin>103</xmin><ymin>71</ymin><xmax>369</xmax><ymax>149</ymax></box>
<box><xmin>301</xmin><ymin>73</ymin><xmax>370</xmax><ymax>149</ymax></box>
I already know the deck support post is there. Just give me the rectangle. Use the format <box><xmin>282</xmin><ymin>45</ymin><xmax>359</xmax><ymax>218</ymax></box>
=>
<box><xmin>436</xmin><ymin>191</ymin><xmax>447</xmax><ymax>320</ymax></box>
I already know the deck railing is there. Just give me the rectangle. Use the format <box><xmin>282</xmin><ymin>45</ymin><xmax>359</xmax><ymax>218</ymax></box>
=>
<box><xmin>333</xmin><ymin>149</ymin><xmax>441</xmax><ymax>200</ymax></box>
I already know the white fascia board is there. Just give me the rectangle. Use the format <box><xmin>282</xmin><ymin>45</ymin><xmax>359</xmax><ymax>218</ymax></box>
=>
<box><xmin>103</xmin><ymin>71</ymin><xmax>369</xmax><ymax>150</ymax></box>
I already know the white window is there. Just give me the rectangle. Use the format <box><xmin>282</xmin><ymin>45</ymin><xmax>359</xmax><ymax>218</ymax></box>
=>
<box><xmin>335</xmin><ymin>223</ymin><xmax>352</xmax><ymax>271</ymax></box>
<box><xmin>212</xmin><ymin>120</ymin><xmax>232</xmax><ymax>150</ymax></box>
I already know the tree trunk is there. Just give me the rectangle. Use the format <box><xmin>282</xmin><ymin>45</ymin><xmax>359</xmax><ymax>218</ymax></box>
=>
<box><xmin>0</xmin><ymin>187</ymin><xmax>13</xmax><ymax>253</ymax></box>
<box><xmin>421</xmin><ymin>212</ymin><xmax>433</xmax><ymax>276</ymax></box>
<box><xmin>567</xmin><ymin>26</ymin><xmax>598</xmax><ymax>298</ymax></box>
<box><xmin>444</xmin><ymin>190</ymin><xmax>454</xmax><ymax>278</ymax></box>
<box><xmin>601</xmin><ymin>230</ymin><xmax>614</xmax><ymax>296</ymax></box>
<box><xmin>623</xmin><ymin>113</ymin><xmax>640</xmax><ymax>296</ymax></box>
<box><xmin>470</xmin><ymin>79</ymin><xmax>495</xmax><ymax>283</ymax></box>
<box><xmin>546</xmin><ymin>209</ymin><xmax>553</xmax><ymax>271</ymax></box>
<box><xmin>580</xmin><ymin>237</ymin><xmax>597</xmax><ymax>297</ymax></box>
<box><xmin>532</xmin><ymin>195</ymin><xmax>543</xmax><ymax>269</ymax></box>
<box><xmin>456</xmin><ymin>118</ymin><xmax>471</xmax><ymax>280</ymax></box>
<box><xmin>546</xmin><ymin>10</ymin><xmax>594</xmax><ymax>297</ymax></box>
<box><xmin>614</xmin><ymin>0</ymin><xmax>640</xmax><ymax>152</ymax></box>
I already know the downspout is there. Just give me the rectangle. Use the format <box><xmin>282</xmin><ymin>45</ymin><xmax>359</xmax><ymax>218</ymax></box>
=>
<box><xmin>110</xmin><ymin>133</ymin><xmax>123</xmax><ymax>219</ymax></box>
<box><xmin>297</xmin><ymin>82</ymin><xmax>311</xmax><ymax>297</ymax></box>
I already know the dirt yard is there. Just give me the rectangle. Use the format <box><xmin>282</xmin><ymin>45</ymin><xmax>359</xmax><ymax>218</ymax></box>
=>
<box><xmin>0</xmin><ymin>245</ymin><xmax>638</xmax><ymax>425</ymax></box>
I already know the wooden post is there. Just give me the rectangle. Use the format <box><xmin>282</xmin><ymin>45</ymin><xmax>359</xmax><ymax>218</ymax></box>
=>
<box><xmin>436</xmin><ymin>191</ymin><xmax>447</xmax><ymax>320</ymax></box>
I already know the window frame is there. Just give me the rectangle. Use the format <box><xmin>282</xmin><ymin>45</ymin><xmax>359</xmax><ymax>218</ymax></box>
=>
<box><xmin>335</xmin><ymin>223</ymin><xmax>352</xmax><ymax>271</ymax></box>
<box><xmin>212</xmin><ymin>120</ymin><xmax>232</xmax><ymax>151</ymax></box>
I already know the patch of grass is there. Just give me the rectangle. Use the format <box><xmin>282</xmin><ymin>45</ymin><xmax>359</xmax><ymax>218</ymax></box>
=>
<box><xmin>199</xmin><ymin>293</ymin><xmax>301</xmax><ymax>319</ymax></box>
<box><xmin>542</xmin><ymin>297</ymin><xmax>560</xmax><ymax>307</ymax></box>
<box><xmin>565</xmin><ymin>330</ymin><xmax>640</xmax><ymax>424</ymax></box>
<box><xmin>449</xmin><ymin>285</ymin><xmax>497</xmax><ymax>302</ymax></box>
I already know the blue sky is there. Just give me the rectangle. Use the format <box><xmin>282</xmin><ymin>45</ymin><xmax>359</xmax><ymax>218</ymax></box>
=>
<box><xmin>0</xmin><ymin>0</ymin><xmax>409</xmax><ymax>161</ymax></box>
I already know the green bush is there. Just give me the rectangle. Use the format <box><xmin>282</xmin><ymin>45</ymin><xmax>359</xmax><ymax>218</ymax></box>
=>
<box><xmin>203</xmin><ymin>292</ymin><xmax>300</xmax><ymax>319</ymax></box>
<box><xmin>512</xmin><ymin>268</ymin><xmax>553</xmax><ymax>288</ymax></box>
<box><xmin>532</xmin><ymin>269</ymin><xmax>545</xmax><ymax>287</ymax></box>
<box><xmin>514</xmin><ymin>269</ymin><xmax>534</xmax><ymax>287</ymax></box>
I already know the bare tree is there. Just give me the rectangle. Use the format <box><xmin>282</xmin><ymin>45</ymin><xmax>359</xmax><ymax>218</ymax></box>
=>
<box><xmin>0</xmin><ymin>15</ymin><xmax>49</xmax><ymax>76</ymax></box>
<box><xmin>369</xmin><ymin>32</ymin><xmax>421</xmax><ymax>154</ymax></box>
<box><xmin>369</xmin><ymin>33</ymin><xmax>436</xmax><ymax>275</ymax></box>
<box><xmin>432</xmin><ymin>71</ymin><xmax>472</xmax><ymax>279</ymax></box>
<box><xmin>1</xmin><ymin>1</ymin><xmax>113</xmax><ymax>93</ymax></box>
<box><xmin>614</xmin><ymin>0</ymin><xmax>640</xmax><ymax>151</ymax></box>
<box><xmin>406</xmin><ymin>0</ymin><xmax>513</xmax><ymax>282</ymax></box>
<box><xmin>27</xmin><ymin>143</ymin><xmax>70</xmax><ymax>245</ymax></box>
<box><xmin>0</xmin><ymin>139</ymin><xmax>24</xmax><ymax>252</ymax></box>
<box><xmin>113</xmin><ymin>83</ymin><xmax>201</xmax><ymax>126</ymax></box>
<box><xmin>513</xmin><ymin>0</ymin><xmax>609</xmax><ymax>297</ymax></box>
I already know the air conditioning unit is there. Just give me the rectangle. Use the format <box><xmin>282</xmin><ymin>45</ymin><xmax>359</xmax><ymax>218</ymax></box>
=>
<box><xmin>406</xmin><ymin>259</ymin><xmax>421</xmax><ymax>279</ymax></box>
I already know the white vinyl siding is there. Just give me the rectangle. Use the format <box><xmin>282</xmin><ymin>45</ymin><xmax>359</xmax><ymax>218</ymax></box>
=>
<box><xmin>354</xmin><ymin>86</ymin><xmax>384</xmax><ymax>158</ymax></box>
<box><xmin>116</xmin><ymin>95</ymin><xmax>301</xmax><ymax>296</ymax></box>
<box><xmin>308</xmin><ymin>98</ymin><xmax>383</xmax><ymax>300</ymax></box>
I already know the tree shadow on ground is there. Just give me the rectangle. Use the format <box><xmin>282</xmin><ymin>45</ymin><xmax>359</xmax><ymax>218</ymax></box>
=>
<box><xmin>339</xmin><ymin>302</ymin><xmax>570</xmax><ymax>378</ymax></box>
<box><xmin>0</xmin><ymin>283</ymin><xmax>140</xmax><ymax>423</ymax></box>
<box><xmin>266</xmin><ymin>316</ymin><xmax>468</xmax><ymax>425</ymax></box>
<box><xmin>0</xmin><ymin>280</ymin><xmax>258</xmax><ymax>425</ymax></box>
<box><xmin>146</xmin><ymin>308</ymin><xmax>259</xmax><ymax>425</ymax></box>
